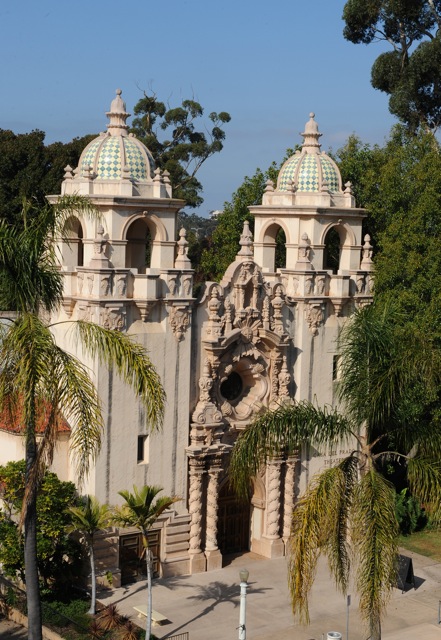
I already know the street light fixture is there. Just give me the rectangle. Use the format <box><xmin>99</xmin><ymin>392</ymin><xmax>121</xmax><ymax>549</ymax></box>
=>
<box><xmin>238</xmin><ymin>568</ymin><xmax>249</xmax><ymax>640</ymax></box>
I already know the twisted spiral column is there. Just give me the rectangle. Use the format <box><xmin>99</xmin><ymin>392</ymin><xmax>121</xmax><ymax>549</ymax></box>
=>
<box><xmin>188</xmin><ymin>458</ymin><xmax>205</xmax><ymax>555</ymax></box>
<box><xmin>265</xmin><ymin>458</ymin><xmax>282</xmax><ymax>539</ymax></box>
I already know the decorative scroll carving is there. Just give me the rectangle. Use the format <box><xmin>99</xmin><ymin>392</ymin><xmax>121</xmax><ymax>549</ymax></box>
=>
<box><xmin>305</xmin><ymin>302</ymin><xmax>324</xmax><ymax>336</ymax></box>
<box><xmin>101</xmin><ymin>307</ymin><xmax>125</xmax><ymax>331</ymax></box>
<box><xmin>356</xmin><ymin>274</ymin><xmax>365</xmax><ymax>294</ymax></box>
<box><xmin>266</xmin><ymin>459</ymin><xmax>282</xmax><ymax>539</ymax></box>
<box><xmin>100</xmin><ymin>275</ymin><xmax>111</xmax><ymax>297</ymax></box>
<box><xmin>77</xmin><ymin>272</ymin><xmax>84</xmax><ymax>295</ymax></box>
<box><xmin>168</xmin><ymin>305</ymin><xmax>191</xmax><ymax>341</ymax></box>
<box><xmin>182</xmin><ymin>275</ymin><xmax>193</xmax><ymax>297</ymax></box>
<box><xmin>315</xmin><ymin>275</ymin><xmax>326</xmax><ymax>296</ymax></box>
<box><xmin>168</xmin><ymin>274</ymin><xmax>179</xmax><ymax>297</ymax></box>
<box><xmin>116</xmin><ymin>274</ymin><xmax>127</xmax><ymax>297</ymax></box>
<box><xmin>188</xmin><ymin>458</ymin><xmax>205</xmax><ymax>554</ymax></box>
<box><xmin>87</xmin><ymin>274</ymin><xmax>94</xmax><ymax>295</ymax></box>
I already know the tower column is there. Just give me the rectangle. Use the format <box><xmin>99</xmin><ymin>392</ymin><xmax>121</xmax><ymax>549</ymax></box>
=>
<box><xmin>188</xmin><ymin>456</ymin><xmax>206</xmax><ymax>573</ymax></box>
<box><xmin>205</xmin><ymin>455</ymin><xmax>223</xmax><ymax>571</ymax></box>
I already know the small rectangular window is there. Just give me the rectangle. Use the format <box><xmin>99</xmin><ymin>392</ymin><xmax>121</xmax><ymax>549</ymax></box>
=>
<box><xmin>332</xmin><ymin>355</ymin><xmax>341</xmax><ymax>382</ymax></box>
<box><xmin>137</xmin><ymin>435</ymin><xmax>149</xmax><ymax>464</ymax></box>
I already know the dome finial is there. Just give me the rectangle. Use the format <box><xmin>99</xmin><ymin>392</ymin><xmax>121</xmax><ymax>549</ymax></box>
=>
<box><xmin>301</xmin><ymin>112</ymin><xmax>322</xmax><ymax>154</ymax></box>
<box><xmin>106</xmin><ymin>89</ymin><xmax>131</xmax><ymax>136</ymax></box>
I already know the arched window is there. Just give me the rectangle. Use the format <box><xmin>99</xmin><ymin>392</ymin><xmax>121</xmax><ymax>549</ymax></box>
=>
<box><xmin>125</xmin><ymin>218</ymin><xmax>153</xmax><ymax>273</ymax></box>
<box><xmin>323</xmin><ymin>227</ymin><xmax>341</xmax><ymax>274</ymax></box>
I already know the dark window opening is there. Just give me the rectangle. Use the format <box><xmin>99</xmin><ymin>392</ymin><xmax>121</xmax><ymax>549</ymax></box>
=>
<box><xmin>324</xmin><ymin>228</ymin><xmax>341</xmax><ymax>274</ymax></box>
<box><xmin>220</xmin><ymin>372</ymin><xmax>243</xmax><ymax>401</ymax></box>
<box><xmin>137</xmin><ymin>435</ymin><xmax>148</xmax><ymax>464</ymax></box>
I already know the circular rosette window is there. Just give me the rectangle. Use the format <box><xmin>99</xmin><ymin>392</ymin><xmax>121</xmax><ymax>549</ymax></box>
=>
<box><xmin>218</xmin><ymin>357</ymin><xmax>268</xmax><ymax>422</ymax></box>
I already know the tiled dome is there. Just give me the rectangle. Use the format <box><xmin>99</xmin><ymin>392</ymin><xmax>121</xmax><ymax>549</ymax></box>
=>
<box><xmin>277</xmin><ymin>113</ymin><xmax>341</xmax><ymax>193</ymax></box>
<box><xmin>78</xmin><ymin>89</ymin><xmax>155</xmax><ymax>181</ymax></box>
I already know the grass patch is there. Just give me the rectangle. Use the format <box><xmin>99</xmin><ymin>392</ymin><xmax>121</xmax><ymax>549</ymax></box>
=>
<box><xmin>399</xmin><ymin>529</ymin><xmax>441</xmax><ymax>561</ymax></box>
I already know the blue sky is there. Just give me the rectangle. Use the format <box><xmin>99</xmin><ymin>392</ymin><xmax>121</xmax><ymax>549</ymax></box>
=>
<box><xmin>0</xmin><ymin>0</ymin><xmax>395</xmax><ymax>215</ymax></box>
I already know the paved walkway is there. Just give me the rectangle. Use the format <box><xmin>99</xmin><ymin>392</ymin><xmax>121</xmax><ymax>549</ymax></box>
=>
<box><xmin>97</xmin><ymin>549</ymin><xmax>441</xmax><ymax>640</ymax></box>
<box><xmin>2</xmin><ymin>548</ymin><xmax>441</xmax><ymax>639</ymax></box>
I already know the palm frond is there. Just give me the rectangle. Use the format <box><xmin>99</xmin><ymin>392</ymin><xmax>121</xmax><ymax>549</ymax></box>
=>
<box><xmin>406</xmin><ymin>457</ymin><xmax>441</xmax><ymax>519</ymax></box>
<box><xmin>72</xmin><ymin>321</ymin><xmax>165</xmax><ymax>431</ymax></box>
<box><xmin>229</xmin><ymin>401</ymin><xmax>352</xmax><ymax>498</ymax></box>
<box><xmin>287</xmin><ymin>456</ymin><xmax>358</xmax><ymax>624</ymax></box>
<box><xmin>351</xmin><ymin>469</ymin><xmax>398</xmax><ymax>636</ymax></box>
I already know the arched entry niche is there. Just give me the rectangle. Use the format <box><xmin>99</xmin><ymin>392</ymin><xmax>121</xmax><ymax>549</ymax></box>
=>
<box><xmin>125</xmin><ymin>217</ymin><xmax>154</xmax><ymax>273</ymax></box>
<box><xmin>60</xmin><ymin>217</ymin><xmax>84</xmax><ymax>268</ymax></box>
<box><xmin>261</xmin><ymin>222</ymin><xmax>287</xmax><ymax>272</ymax></box>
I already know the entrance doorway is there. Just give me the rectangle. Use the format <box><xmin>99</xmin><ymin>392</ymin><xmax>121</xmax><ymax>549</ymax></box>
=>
<box><xmin>119</xmin><ymin>530</ymin><xmax>160</xmax><ymax>585</ymax></box>
<box><xmin>217</xmin><ymin>483</ymin><xmax>250</xmax><ymax>555</ymax></box>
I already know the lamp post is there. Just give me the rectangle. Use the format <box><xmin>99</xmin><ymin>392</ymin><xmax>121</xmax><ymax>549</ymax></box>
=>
<box><xmin>238</xmin><ymin>568</ymin><xmax>249</xmax><ymax>640</ymax></box>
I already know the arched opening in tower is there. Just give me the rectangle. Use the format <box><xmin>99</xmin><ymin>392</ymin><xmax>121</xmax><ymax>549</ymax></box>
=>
<box><xmin>125</xmin><ymin>218</ymin><xmax>153</xmax><ymax>273</ymax></box>
<box><xmin>323</xmin><ymin>227</ymin><xmax>341</xmax><ymax>274</ymax></box>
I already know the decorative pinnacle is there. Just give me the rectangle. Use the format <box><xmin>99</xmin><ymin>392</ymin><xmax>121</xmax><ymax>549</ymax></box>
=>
<box><xmin>106</xmin><ymin>89</ymin><xmax>131</xmax><ymax>136</ymax></box>
<box><xmin>237</xmin><ymin>220</ymin><xmax>254</xmax><ymax>258</ymax></box>
<box><xmin>300</xmin><ymin>112</ymin><xmax>322</xmax><ymax>154</ymax></box>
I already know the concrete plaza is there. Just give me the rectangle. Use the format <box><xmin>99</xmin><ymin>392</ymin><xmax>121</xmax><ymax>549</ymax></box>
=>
<box><xmin>97</xmin><ymin>549</ymin><xmax>441</xmax><ymax>640</ymax></box>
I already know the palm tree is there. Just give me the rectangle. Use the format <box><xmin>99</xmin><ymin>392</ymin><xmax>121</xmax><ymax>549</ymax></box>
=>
<box><xmin>113</xmin><ymin>485</ymin><xmax>179</xmax><ymax>640</ymax></box>
<box><xmin>229</xmin><ymin>301</ymin><xmax>441</xmax><ymax>640</ymax></box>
<box><xmin>67</xmin><ymin>495</ymin><xmax>111</xmax><ymax>614</ymax></box>
<box><xmin>0</xmin><ymin>197</ymin><xmax>166</xmax><ymax>640</ymax></box>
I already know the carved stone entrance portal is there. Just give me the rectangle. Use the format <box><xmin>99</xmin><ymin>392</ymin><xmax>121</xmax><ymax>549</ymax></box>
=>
<box><xmin>217</xmin><ymin>484</ymin><xmax>251</xmax><ymax>556</ymax></box>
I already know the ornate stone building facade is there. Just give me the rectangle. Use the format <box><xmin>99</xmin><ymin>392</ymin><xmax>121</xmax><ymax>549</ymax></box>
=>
<box><xmin>45</xmin><ymin>93</ymin><xmax>373</xmax><ymax>584</ymax></box>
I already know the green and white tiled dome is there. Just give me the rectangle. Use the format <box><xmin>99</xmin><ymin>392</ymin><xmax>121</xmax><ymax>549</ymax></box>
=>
<box><xmin>277</xmin><ymin>113</ymin><xmax>341</xmax><ymax>193</ymax></box>
<box><xmin>78</xmin><ymin>89</ymin><xmax>155</xmax><ymax>182</ymax></box>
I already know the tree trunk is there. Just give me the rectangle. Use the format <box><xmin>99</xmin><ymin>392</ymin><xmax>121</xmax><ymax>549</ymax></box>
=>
<box><xmin>145</xmin><ymin>539</ymin><xmax>152</xmax><ymax>640</ymax></box>
<box><xmin>370</xmin><ymin>615</ymin><xmax>381</xmax><ymax>640</ymax></box>
<box><xmin>88</xmin><ymin>540</ymin><xmax>96</xmax><ymax>615</ymax></box>
<box><xmin>24</xmin><ymin>432</ymin><xmax>42</xmax><ymax>640</ymax></box>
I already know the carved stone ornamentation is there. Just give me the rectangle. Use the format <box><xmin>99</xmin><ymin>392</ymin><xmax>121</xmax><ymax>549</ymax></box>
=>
<box><xmin>101</xmin><ymin>307</ymin><xmax>125</xmax><ymax>331</ymax></box>
<box><xmin>188</xmin><ymin>457</ymin><xmax>205</xmax><ymax>555</ymax></box>
<box><xmin>182</xmin><ymin>275</ymin><xmax>193</xmax><ymax>297</ymax></box>
<box><xmin>168</xmin><ymin>275</ymin><xmax>179</xmax><ymax>297</ymax></box>
<box><xmin>100</xmin><ymin>275</ymin><xmax>111</xmax><ymax>297</ymax></box>
<box><xmin>271</xmin><ymin>285</ymin><xmax>285</xmax><ymax>336</ymax></box>
<box><xmin>168</xmin><ymin>304</ymin><xmax>191</xmax><ymax>341</ymax></box>
<box><xmin>205</xmin><ymin>463</ymin><xmax>222</xmax><ymax>551</ymax></box>
<box><xmin>315</xmin><ymin>275</ymin><xmax>326</xmax><ymax>296</ymax></box>
<box><xmin>87</xmin><ymin>274</ymin><xmax>94</xmax><ymax>295</ymax></box>
<box><xmin>356</xmin><ymin>274</ymin><xmax>365</xmax><ymax>294</ymax></box>
<box><xmin>283</xmin><ymin>455</ymin><xmax>298</xmax><ymax>542</ymax></box>
<box><xmin>116</xmin><ymin>275</ymin><xmax>127</xmax><ymax>297</ymax></box>
<box><xmin>360</xmin><ymin>234</ymin><xmax>374</xmax><ymax>271</ymax></box>
<box><xmin>278</xmin><ymin>356</ymin><xmax>290</xmax><ymax>400</ymax></box>
<box><xmin>266</xmin><ymin>459</ymin><xmax>282</xmax><ymax>539</ymax></box>
<box><xmin>295</xmin><ymin>233</ymin><xmax>313</xmax><ymax>271</ymax></box>
<box><xmin>175</xmin><ymin>228</ymin><xmax>192</xmax><ymax>269</ymax></box>
<box><xmin>305</xmin><ymin>302</ymin><xmax>324</xmax><ymax>335</ymax></box>
<box><xmin>77</xmin><ymin>272</ymin><xmax>84</xmax><ymax>295</ymax></box>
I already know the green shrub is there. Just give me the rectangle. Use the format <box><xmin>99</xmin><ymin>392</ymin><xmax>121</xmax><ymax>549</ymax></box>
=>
<box><xmin>395</xmin><ymin>488</ymin><xmax>427</xmax><ymax>535</ymax></box>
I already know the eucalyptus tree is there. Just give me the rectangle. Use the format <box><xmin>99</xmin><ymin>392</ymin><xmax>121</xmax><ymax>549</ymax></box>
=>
<box><xmin>67</xmin><ymin>495</ymin><xmax>111</xmax><ymax>614</ymax></box>
<box><xmin>343</xmin><ymin>0</ymin><xmax>441</xmax><ymax>131</ymax></box>
<box><xmin>0</xmin><ymin>197</ymin><xmax>165</xmax><ymax>640</ymax></box>
<box><xmin>230</xmin><ymin>301</ymin><xmax>441</xmax><ymax>640</ymax></box>
<box><xmin>113</xmin><ymin>486</ymin><xmax>179</xmax><ymax>640</ymax></box>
